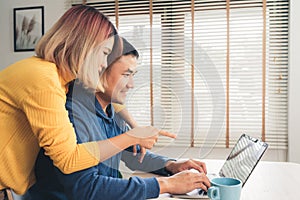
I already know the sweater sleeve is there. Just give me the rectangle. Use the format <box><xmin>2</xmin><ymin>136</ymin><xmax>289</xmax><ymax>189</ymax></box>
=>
<box><xmin>55</xmin><ymin>165</ymin><xmax>160</xmax><ymax>200</ymax></box>
<box><xmin>21</xmin><ymin>89</ymin><xmax>100</xmax><ymax>174</ymax></box>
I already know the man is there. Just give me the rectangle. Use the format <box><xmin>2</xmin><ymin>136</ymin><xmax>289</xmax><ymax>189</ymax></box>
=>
<box><xmin>28</xmin><ymin>38</ymin><xmax>210</xmax><ymax>200</ymax></box>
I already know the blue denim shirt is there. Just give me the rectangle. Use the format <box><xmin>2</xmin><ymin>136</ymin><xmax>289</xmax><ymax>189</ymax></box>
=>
<box><xmin>28</xmin><ymin>80</ymin><xmax>172</xmax><ymax>200</ymax></box>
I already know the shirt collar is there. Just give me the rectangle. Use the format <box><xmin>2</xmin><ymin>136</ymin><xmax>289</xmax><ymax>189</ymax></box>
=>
<box><xmin>95</xmin><ymin>98</ymin><xmax>115</xmax><ymax>122</ymax></box>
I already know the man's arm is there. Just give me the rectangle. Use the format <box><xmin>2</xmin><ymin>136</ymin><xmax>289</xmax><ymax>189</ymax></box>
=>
<box><xmin>54</xmin><ymin>164</ymin><xmax>160</xmax><ymax>200</ymax></box>
<box><xmin>29</xmin><ymin>149</ymin><xmax>159</xmax><ymax>200</ymax></box>
<box><xmin>122</xmin><ymin>146</ymin><xmax>207</xmax><ymax>175</ymax></box>
<box><xmin>121</xmin><ymin>146</ymin><xmax>175</xmax><ymax>176</ymax></box>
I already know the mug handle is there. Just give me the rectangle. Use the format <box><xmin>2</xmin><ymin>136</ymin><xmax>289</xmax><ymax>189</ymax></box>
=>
<box><xmin>207</xmin><ymin>186</ymin><xmax>220</xmax><ymax>200</ymax></box>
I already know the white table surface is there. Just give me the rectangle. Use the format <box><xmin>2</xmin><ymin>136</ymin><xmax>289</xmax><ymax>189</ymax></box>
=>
<box><xmin>134</xmin><ymin>159</ymin><xmax>300</xmax><ymax>200</ymax></box>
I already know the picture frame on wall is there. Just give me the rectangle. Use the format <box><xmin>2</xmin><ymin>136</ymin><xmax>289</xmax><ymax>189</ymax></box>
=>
<box><xmin>13</xmin><ymin>6</ymin><xmax>44</xmax><ymax>52</ymax></box>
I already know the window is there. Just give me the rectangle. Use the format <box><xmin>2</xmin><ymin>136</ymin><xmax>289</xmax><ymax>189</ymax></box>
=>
<box><xmin>76</xmin><ymin>0</ymin><xmax>289</xmax><ymax>151</ymax></box>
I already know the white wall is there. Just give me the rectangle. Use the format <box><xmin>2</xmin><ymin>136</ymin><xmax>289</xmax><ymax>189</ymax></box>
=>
<box><xmin>0</xmin><ymin>0</ymin><xmax>69</xmax><ymax>69</ymax></box>
<box><xmin>288</xmin><ymin>0</ymin><xmax>300</xmax><ymax>163</ymax></box>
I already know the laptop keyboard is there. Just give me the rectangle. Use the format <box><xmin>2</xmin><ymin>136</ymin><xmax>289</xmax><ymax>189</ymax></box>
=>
<box><xmin>198</xmin><ymin>189</ymin><xmax>207</xmax><ymax>196</ymax></box>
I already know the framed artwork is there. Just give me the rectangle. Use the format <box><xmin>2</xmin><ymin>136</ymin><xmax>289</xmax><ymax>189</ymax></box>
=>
<box><xmin>13</xmin><ymin>6</ymin><xmax>44</xmax><ymax>52</ymax></box>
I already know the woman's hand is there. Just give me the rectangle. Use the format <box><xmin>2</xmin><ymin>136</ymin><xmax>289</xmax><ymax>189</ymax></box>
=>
<box><xmin>126</xmin><ymin>126</ymin><xmax>176</xmax><ymax>149</ymax></box>
<box><xmin>116</xmin><ymin>108</ymin><xmax>176</xmax><ymax>163</ymax></box>
<box><xmin>132</xmin><ymin>145</ymin><xmax>146</xmax><ymax>163</ymax></box>
<box><xmin>131</xmin><ymin>128</ymin><xmax>175</xmax><ymax>163</ymax></box>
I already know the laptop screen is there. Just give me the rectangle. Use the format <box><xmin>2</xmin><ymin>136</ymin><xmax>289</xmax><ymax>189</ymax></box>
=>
<box><xmin>219</xmin><ymin>134</ymin><xmax>268</xmax><ymax>186</ymax></box>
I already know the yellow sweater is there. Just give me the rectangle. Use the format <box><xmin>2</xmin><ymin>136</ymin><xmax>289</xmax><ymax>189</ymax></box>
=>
<box><xmin>0</xmin><ymin>57</ymin><xmax>100</xmax><ymax>194</ymax></box>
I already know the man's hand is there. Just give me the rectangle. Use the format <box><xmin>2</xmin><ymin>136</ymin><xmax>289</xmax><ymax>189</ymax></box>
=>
<box><xmin>157</xmin><ymin>170</ymin><xmax>211</xmax><ymax>194</ymax></box>
<box><xmin>165</xmin><ymin>159</ymin><xmax>207</xmax><ymax>174</ymax></box>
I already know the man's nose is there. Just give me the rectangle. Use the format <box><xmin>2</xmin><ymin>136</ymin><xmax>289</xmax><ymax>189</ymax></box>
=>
<box><xmin>127</xmin><ymin>75</ymin><xmax>134</xmax><ymax>88</ymax></box>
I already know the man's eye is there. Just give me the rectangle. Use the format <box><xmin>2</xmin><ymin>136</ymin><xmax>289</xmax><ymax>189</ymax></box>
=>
<box><xmin>123</xmin><ymin>74</ymin><xmax>131</xmax><ymax>77</ymax></box>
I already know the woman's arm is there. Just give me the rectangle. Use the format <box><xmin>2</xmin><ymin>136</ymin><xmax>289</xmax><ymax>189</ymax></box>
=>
<box><xmin>97</xmin><ymin>126</ymin><xmax>175</xmax><ymax>163</ymax></box>
<box><xmin>114</xmin><ymin>105</ymin><xmax>147</xmax><ymax>162</ymax></box>
<box><xmin>23</xmin><ymin>90</ymin><xmax>175</xmax><ymax>174</ymax></box>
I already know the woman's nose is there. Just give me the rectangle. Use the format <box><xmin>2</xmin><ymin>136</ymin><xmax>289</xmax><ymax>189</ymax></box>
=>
<box><xmin>99</xmin><ymin>60</ymin><xmax>108</xmax><ymax>72</ymax></box>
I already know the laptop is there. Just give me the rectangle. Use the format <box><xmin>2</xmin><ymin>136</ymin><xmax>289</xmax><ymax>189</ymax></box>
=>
<box><xmin>172</xmin><ymin>134</ymin><xmax>269</xmax><ymax>199</ymax></box>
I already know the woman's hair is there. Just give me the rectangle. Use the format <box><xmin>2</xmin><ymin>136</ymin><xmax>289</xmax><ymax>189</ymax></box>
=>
<box><xmin>35</xmin><ymin>5</ymin><xmax>119</xmax><ymax>90</ymax></box>
<box><xmin>79</xmin><ymin>34</ymin><xmax>122</xmax><ymax>92</ymax></box>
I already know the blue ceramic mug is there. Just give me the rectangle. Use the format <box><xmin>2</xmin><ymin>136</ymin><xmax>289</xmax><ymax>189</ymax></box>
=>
<box><xmin>207</xmin><ymin>177</ymin><xmax>242</xmax><ymax>200</ymax></box>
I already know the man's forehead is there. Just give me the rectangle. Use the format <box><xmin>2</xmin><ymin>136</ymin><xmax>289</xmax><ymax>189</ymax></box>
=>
<box><xmin>114</xmin><ymin>55</ymin><xmax>137</xmax><ymax>72</ymax></box>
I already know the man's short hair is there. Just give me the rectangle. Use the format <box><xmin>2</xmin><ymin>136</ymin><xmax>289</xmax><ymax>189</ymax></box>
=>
<box><xmin>107</xmin><ymin>37</ymin><xmax>139</xmax><ymax>67</ymax></box>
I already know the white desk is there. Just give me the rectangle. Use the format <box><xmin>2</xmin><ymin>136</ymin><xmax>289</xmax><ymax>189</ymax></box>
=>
<box><xmin>134</xmin><ymin>159</ymin><xmax>300</xmax><ymax>200</ymax></box>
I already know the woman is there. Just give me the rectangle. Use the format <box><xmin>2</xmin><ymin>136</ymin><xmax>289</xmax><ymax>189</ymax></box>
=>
<box><xmin>0</xmin><ymin>5</ymin><xmax>175</xmax><ymax>196</ymax></box>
